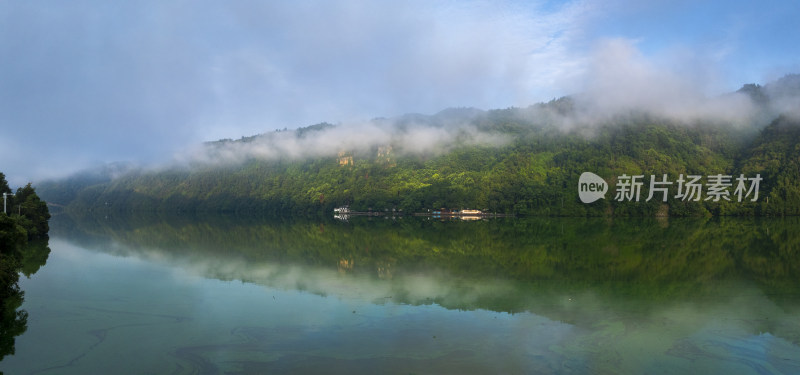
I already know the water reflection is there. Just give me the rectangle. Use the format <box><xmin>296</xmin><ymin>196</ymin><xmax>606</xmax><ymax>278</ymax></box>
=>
<box><xmin>0</xmin><ymin>238</ymin><xmax>50</xmax><ymax>366</ymax></box>
<box><xmin>53</xmin><ymin>215</ymin><xmax>800</xmax><ymax>311</ymax></box>
<box><xmin>3</xmin><ymin>214</ymin><xmax>800</xmax><ymax>374</ymax></box>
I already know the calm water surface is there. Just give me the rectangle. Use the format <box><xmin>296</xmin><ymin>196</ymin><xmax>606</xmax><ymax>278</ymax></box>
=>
<box><xmin>1</xmin><ymin>215</ymin><xmax>799</xmax><ymax>374</ymax></box>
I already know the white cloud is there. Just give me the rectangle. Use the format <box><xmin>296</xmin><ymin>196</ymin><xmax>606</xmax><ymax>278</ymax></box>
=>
<box><xmin>194</xmin><ymin>0</ymin><xmax>588</xmax><ymax>133</ymax></box>
<box><xmin>176</xmin><ymin>113</ymin><xmax>513</xmax><ymax>167</ymax></box>
<box><xmin>570</xmin><ymin>38</ymin><xmax>759</xmax><ymax>125</ymax></box>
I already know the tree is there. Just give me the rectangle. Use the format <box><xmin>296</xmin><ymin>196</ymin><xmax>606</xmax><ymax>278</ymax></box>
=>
<box><xmin>12</xmin><ymin>184</ymin><xmax>50</xmax><ymax>239</ymax></box>
<box><xmin>0</xmin><ymin>173</ymin><xmax>11</xmax><ymax>196</ymax></box>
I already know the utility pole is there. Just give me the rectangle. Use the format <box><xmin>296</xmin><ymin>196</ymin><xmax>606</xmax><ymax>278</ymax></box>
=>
<box><xmin>2</xmin><ymin>192</ymin><xmax>13</xmax><ymax>214</ymax></box>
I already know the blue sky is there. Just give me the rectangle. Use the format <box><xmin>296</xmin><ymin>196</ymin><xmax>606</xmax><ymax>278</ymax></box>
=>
<box><xmin>1</xmin><ymin>0</ymin><xmax>798</xmax><ymax>185</ymax></box>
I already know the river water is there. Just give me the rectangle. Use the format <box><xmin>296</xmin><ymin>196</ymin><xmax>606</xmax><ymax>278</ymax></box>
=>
<box><xmin>1</xmin><ymin>215</ymin><xmax>799</xmax><ymax>374</ymax></box>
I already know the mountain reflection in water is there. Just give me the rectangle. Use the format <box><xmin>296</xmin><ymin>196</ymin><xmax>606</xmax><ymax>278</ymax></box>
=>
<box><xmin>1</xmin><ymin>214</ymin><xmax>798</xmax><ymax>374</ymax></box>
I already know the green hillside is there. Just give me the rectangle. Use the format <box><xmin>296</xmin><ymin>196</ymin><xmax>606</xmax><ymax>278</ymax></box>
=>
<box><xmin>38</xmin><ymin>76</ymin><xmax>800</xmax><ymax>217</ymax></box>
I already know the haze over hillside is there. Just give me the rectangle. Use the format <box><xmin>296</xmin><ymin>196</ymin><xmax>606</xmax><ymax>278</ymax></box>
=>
<box><xmin>174</xmin><ymin>74</ymin><xmax>800</xmax><ymax>168</ymax></box>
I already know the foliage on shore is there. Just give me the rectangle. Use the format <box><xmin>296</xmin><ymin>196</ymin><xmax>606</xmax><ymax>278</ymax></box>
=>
<box><xmin>0</xmin><ymin>173</ymin><xmax>50</xmax><ymax>363</ymax></box>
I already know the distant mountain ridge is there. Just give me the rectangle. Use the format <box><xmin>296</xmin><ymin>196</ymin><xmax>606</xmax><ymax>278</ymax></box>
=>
<box><xmin>38</xmin><ymin>75</ymin><xmax>800</xmax><ymax>217</ymax></box>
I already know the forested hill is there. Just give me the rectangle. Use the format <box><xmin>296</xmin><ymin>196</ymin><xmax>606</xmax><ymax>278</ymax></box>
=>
<box><xmin>38</xmin><ymin>75</ymin><xmax>800</xmax><ymax>217</ymax></box>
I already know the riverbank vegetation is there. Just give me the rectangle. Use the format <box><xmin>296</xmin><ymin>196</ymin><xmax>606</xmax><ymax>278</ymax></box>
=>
<box><xmin>0</xmin><ymin>173</ymin><xmax>50</xmax><ymax>364</ymax></box>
